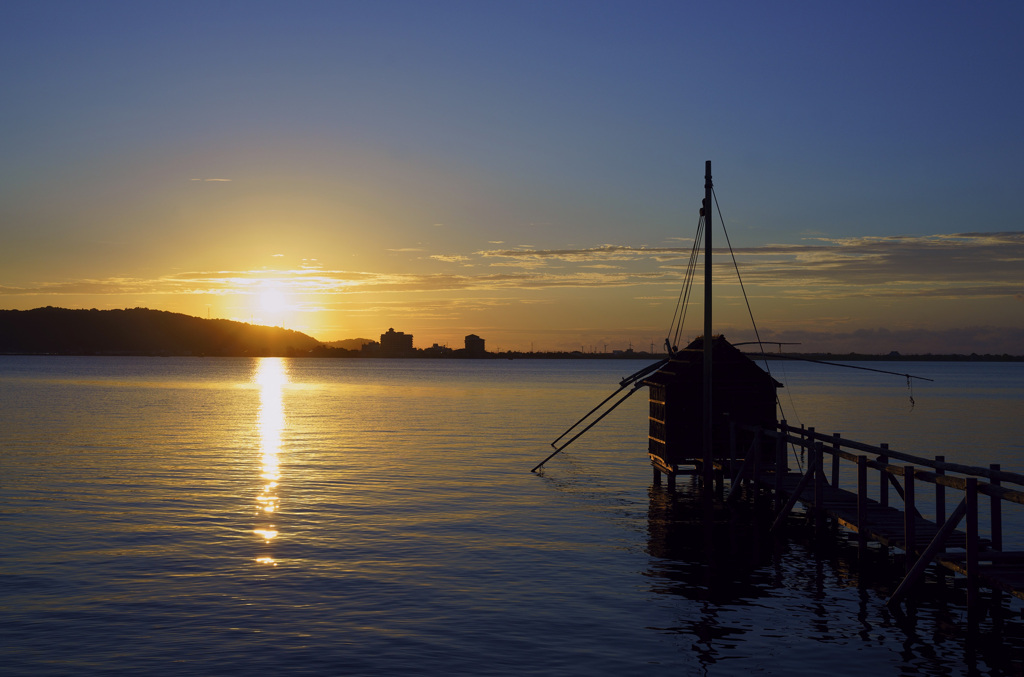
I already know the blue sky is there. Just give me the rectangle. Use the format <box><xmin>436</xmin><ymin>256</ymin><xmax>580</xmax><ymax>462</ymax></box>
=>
<box><xmin>2</xmin><ymin>1</ymin><xmax>1022</xmax><ymax>352</ymax></box>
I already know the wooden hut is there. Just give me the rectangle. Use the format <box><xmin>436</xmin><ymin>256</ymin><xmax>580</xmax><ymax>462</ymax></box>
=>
<box><xmin>644</xmin><ymin>335</ymin><xmax>781</xmax><ymax>476</ymax></box>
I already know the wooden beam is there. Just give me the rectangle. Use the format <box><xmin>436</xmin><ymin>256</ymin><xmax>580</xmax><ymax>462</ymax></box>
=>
<box><xmin>770</xmin><ymin>450</ymin><xmax>820</xmax><ymax>533</ymax></box>
<box><xmin>887</xmin><ymin>498</ymin><xmax>968</xmax><ymax>608</ymax></box>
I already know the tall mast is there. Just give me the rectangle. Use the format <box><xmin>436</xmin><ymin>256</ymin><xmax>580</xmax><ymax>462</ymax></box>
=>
<box><xmin>702</xmin><ymin>161</ymin><xmax>713</xmax><ymax>485</ymax></box>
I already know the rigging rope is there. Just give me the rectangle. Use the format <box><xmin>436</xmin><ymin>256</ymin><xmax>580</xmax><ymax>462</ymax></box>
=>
<box><xmin>713</xmin><ymin>188</ymin><xmax>770</xmax><ymax>372</ymax></box>
<box><xmin>666</xmin><ymin>214</ymin><xmax>704</xmax><ymax>353</ymax></box>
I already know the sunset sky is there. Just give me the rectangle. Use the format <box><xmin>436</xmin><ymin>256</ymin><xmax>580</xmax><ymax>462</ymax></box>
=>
<box><xmin>2</xmin><ymin>1</ymin><xmax>1022</xmax><ymax>354</ymax></box>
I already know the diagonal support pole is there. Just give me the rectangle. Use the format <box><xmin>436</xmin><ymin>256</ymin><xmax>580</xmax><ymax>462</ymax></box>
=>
<box><xmin>886</xmin><ymin>498</ymin><xmax>968</xmax><ymax>608</ymax></box>
<box><xmin>531</xmin><ymin>384</ymin><xmax>644</xmax><ymax>473</ymax></box>
<box><xmin>725</xmin><ymin>434</ymin><xmax>760</xmax><ymax>503</ymax></box>
<box><xmin>549</xmin><ymin>358</ymin><xmax>668</xmax><ymax>448</ymax></box>
<box><xmin>770</xmin><ymin>444</ymin><xmax>822</xmax><ymax>534</ymax></box>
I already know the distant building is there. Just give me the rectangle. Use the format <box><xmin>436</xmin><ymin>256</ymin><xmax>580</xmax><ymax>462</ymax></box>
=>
<box><xmin>423</xmin><ymin>343</ymin><xmax>453</xmax><ymax>357</ymax></box>
<box><xmin>380</xmin><ymin>328</ymin><xmax>414</xmax><ymax>356</ymax></box>
<box><xmin>464</xmin><ymin>334</ymin><xmax>485</xmax><ymax>356</ymax></box>
<box><xmin>360</xmin><ymin>340</ymin><xmax>380</xmax><ymax>355</ymax></box>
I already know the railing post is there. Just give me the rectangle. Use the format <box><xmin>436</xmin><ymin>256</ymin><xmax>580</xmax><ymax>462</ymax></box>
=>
<box><xmin>799</xmin><ymin>423</ymin><xmax>806</xmax><ymax>464</ymax></box>
<box><xmin>729</xmin><ymin>421</ymin><xmax>737</xmax><ymax>477</ymax></box>
<box><xmin>966</xmin><ymin>477</ymin><xmax>978</xmax><ymax>612</ymax></box>
<box><xmin>904</xmin><ymin>465</ymin><xmax>916</xmax><ymax>572</ymax></box>
<box><xmin>857</xmin><ymin>455</ymin><xmax>868</xmax><ymax>550</ymax></box>
<box><xmin>935</xmin><ymin>455</ymin><xmax>945</xmax><ymax>528</ymax></box>
<box><xmin>751</xmin><ymin>430</ymin><xmax>760</xmax><ymax>495</ymax></box>
<box><xmin>778</xmin><ymin>419</ymin><xmax>787</xmax><ymax>475</ymax></box>
<box><xmin>774</xmin><ymin>426</ymin><xmax>785</xmax><ymax>510</ymax></box>
<box><xmin>831</xmin><ymin>433</ymin><xmax>841</xmax><ymax>487</ymax></box>
<box><xmin>879</xmin><ymin>443</ymin><xmax>889</xmax><ymax>508</ymax></box>
<box><xmin>814</xmin><ymin>442</ymin><xmax>825</xmax><ymax>534</ymax></box>
<box><xmin>777</xmin><ymin>423</ymin><xmax>788</xmax><ymax>474</ymax></box>
<box><xmin>776</xmin><ymin>420</ymin><xmax>788</xmax><ymax>506</ymax></box>
<box><xmin>805</xmin><ymin>426</ymin><xmax>816</xmax><ymax>508</ymax></box>
<box><xmin>991</xmin><ymin>463</ymin><xmax>1003</xmax><ymax>551</ymax></box>
<box><xmin>747</xmin><ymin>434</ymin><xmax>761</xmax><ymax>492</ymax></box>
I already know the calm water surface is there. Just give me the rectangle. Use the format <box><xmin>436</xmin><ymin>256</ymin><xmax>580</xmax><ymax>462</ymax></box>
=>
<box><xmin>1</xmin><ymin>357</ymin><xmax>1023</xmax><ymax>675</ymax></box>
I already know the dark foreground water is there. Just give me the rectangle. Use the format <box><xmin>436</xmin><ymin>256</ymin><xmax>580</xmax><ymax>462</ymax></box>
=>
<box><xmin>2</xmin><ymin>357</ymin><xmax>1023</xmax><ymax>675</ymax></box>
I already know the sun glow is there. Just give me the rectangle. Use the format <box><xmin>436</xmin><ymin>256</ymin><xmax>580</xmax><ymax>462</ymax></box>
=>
<box><xmin>259</xmin><ymin>285</ymin><xmax>289</xmax><ymax>314</ymax></box>
<box><xmin>251</xmin><ymin>278</ymin><xmax>298</xmax><ymax>328</ymax></box>
<box><xmin>209</xmin><ymin>267</ymin><xmax>345</xmax><ymax>338</ymax></box>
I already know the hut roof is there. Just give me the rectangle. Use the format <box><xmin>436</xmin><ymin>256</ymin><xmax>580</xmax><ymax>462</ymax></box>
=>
<box><xmin>645</xmin><ymin>335</ymin><xmax>783</xmax><ymax>388</ymax></box>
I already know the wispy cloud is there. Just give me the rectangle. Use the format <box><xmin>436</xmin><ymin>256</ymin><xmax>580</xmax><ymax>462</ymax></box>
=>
<box><xmin>3</xmin><ymin>232</ymin><xmax>1020</xmax><ymax>305</ymax></box>
<box><xmin>189</xmin><ymin>178</ymin><xmax>232</xmax><ymax>182</ymax></box>
<box><xmin>478</xmin><ymin>244</ymin><xmax>659</xmax><ymax>262</ymax></box>
<box><xmin>723</xmin><ymin>232</ymin><xmax>1024</xmax><ymax>299</ymax></box>
<box><xmin>468</xmin><ymin>233</ymin><xmax>1024</xmax><ymax>300</ymax></box>
<box><xmin>726</xmin><ymin>325</ymin><xmax>1024</xmax><ymax>355</ymax></box>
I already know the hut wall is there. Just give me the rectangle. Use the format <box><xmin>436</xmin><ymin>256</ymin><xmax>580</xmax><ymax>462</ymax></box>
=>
<box><xmin>648</xmin><ymin>372</ymin><xmax>777</xmax><ymax>469</ymax></box>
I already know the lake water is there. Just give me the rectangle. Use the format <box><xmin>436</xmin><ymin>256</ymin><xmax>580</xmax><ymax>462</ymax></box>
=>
<box><xmin>2</xmin><ymin>356</ymin><xmax>1023</xmax><ymax>675</ymax></box>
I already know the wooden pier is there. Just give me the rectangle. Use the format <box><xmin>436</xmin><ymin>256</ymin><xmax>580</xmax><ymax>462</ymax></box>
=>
<box><xmin>669</xmin><ymin>420</ymin><xmax>1024</xmax><ymax>611</ymax></box>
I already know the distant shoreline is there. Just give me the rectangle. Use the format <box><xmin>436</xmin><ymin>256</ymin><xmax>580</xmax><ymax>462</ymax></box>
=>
<box><xmin>3</xmin><ymin>308</ymin><xmax>1021</xmax><ymax>361</ymax></box>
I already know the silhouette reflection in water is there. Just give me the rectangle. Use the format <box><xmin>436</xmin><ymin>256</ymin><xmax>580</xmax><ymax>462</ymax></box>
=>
<box><xmin>644</xmin><ymin>475</ymin><xmax>1024</xmax><ymax>674</ymax></box>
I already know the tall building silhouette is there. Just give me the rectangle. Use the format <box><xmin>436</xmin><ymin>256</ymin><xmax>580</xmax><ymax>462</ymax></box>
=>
<box><xmin>380</xmin><ymin>328</ymin><xmax>413</xmax><ymax>356</ymax></box>
<box><xmin>464</xmin><ymin>334</ymin><xmax>485</xmax><ymax>356</ymax></box>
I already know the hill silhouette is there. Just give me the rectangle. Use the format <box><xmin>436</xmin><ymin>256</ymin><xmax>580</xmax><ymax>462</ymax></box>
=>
<box><xmin>0</xmin><ymin>307</ymin><xmax>320</xmax><ymax>356</ymax></box>
<box><xmin>322</xmin><ymin>338</ymin><xmax>374</xmax><ymax>350</ymax></box>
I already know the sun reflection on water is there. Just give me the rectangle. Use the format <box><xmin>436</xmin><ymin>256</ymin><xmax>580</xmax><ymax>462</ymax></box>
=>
<box><xmin>253</xmin><ymin>358</ymin><xmax>287</xmax><ymax>565</ymax></box>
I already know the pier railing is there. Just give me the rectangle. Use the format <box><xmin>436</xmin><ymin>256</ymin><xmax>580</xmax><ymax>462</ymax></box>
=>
<box><xmin>727</xmin><ymin>420</ymin><xmax>1024</xmax><ymax>607</ymax></box>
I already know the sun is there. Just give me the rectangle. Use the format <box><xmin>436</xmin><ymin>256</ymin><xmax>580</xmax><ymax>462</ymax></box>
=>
<box><xmin>233</xmin><ymin>275</ymin><xmax>324</xmax><ymax>334</ymax></box>
<box><xmin>252</xmin><ymin>280</ymin><xmax>295</xmax><ymax>327</ymax></box>
<box><xmin>260</xmin><ymin>286</ymin><xmax>289</xmax><ymax>314</ymax></box>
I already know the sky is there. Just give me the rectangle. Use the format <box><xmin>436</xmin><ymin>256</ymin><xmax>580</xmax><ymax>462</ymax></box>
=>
<box><xmin>2</xmin><ymin>1</ymin><xmax>1022</xmax><ymax>354</ymax></box>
